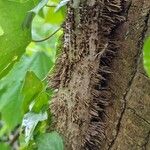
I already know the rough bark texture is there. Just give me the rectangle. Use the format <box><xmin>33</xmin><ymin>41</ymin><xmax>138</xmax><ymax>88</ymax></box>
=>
<box><xmin>104</xmin><ymin>1</ymin><xmax>150</xmax><ymax>149</ymax></box>
<box><xmin>49</xmin><ymin>0</ymin><xmax>150</xmax><ymax>150</ymax></box>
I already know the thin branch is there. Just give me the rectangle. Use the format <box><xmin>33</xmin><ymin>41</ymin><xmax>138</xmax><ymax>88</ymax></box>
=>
<box><xmin>9</xmin><ymin>131</ymin><xmax>20</xmax><ymax>146</ymax></box>
<box><xmin>32</xmin><ymin>27</ymin><xmax>62</xmax><ymax>43</ymax></box>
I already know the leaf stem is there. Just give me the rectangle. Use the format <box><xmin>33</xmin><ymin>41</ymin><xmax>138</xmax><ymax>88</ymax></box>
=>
<box><xmin>32</xmin><ymin>27</ymin><xmax>62</xmax><ymax>43</ymax></box>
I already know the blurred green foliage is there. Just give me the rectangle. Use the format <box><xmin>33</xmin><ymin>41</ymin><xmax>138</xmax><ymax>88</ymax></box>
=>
<box><xmin>144</xmin><ymin>37</ymin><xmax>150</xmax><ymax>77</ymax></box>
<box><xmin>0</xmin><ymin>0</ymin><xmax>66</xmax><ymax>149</ymax></box>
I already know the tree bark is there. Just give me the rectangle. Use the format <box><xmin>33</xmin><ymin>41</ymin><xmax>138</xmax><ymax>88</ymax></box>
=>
<box><xmin>49</xmin><ymin>0</ymin><xmax>150</xmax><ymax>149</ymax></box>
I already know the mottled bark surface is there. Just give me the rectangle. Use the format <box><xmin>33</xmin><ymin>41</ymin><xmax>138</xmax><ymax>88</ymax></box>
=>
<box><xmin>104</xmin><ymin>0</ymin><xmax>150</xmax><ymax>149</ymax></box>
<box><xmin>49</xmin><ymin>0</ymin><xmax>150</xmax><ymax>150</ymax></box>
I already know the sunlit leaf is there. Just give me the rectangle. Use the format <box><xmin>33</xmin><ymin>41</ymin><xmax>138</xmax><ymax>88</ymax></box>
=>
<box><xmin>0</xmin><ymin>25</ymin><xmax>4</xmax><ymax>36</ymax></box>
<box><xmin>31</xmin><ymin>0</ymin><xmax>49</xmax><ymax>14</ymax></box>
<box><xmin>143</xmin><ymin>37</ymin><xmax>150</xmax><ymax>77</ymax></box>
<box><xmin>55</xmin><ymin>0</ymin><xmax>69</xmax><ymax>12</ymax></box>
<box><xmin>22</xmin><ymin>112</ymin><xmax>47</xmax><ymax>143</ymax></box>
<box><xmin>45</xmin><ymin>7</ymin><xmax>64</xmax><ymax>25</ymax></box>
<box><xmin>0</xmin><ymin>0</ymin><xmax>37</xmax><ymax>78</ymax></box>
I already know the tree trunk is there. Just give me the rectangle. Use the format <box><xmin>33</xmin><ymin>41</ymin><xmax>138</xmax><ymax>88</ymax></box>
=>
<box><xmin>49</xmin><ymin>0</ymin><xmax>150</xmax><ymax>149</ymax></box>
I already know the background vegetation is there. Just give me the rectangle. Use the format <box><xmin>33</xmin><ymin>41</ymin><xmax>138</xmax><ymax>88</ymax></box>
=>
<box><xmin>0</xmin><ymin>0</ymin><xmax>149</xmax><ymax>150</ymax></box>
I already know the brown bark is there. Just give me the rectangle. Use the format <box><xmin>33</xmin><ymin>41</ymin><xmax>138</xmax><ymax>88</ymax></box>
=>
<box><xmin>104</xmin><ymin>0</ymin><xmax>150</xmax><ymax>149</ymax></box>
<box><xmin>49</xmin><ymin>0</ymin><xmax>150</xmax><ymax>150</ymax></box>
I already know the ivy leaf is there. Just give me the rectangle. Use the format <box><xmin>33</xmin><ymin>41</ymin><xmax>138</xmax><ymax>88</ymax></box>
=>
<box><xmin>22</xmin><ymin>112</ymin><xmax>48</xmax><ymax>143</ymax></box>
<box><xmin>36</xmin><ymin>132</ymin><xmax>64</xmax><ymax>150</ymax></box>
<box><xmin>55</xmin><ymin>0</ymin><xmax>70</xmax><ymax>12</ymax></box>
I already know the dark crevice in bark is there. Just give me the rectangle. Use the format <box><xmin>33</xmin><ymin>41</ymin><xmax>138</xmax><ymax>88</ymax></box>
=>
<box><xmin>108</xmin><ymin>72</ymin><xmax>137</xmax><ymax>150</ymax></box>
<box><xmin>107</xmin><ymin>5</ymin><xmax>150</xmax><ymax>150</ymax></box>
<box><xmin>127</xmin><ymin>107</ymin><xmax>150</xmax><ymax>125</ymax></box>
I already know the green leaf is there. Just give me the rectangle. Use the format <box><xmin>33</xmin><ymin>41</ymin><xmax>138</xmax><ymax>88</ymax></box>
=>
<box><xmin>23</xmin><ymin>0</ymin><xmax>48</xmax><ymax>28</ymax></box>
<box><xmin>143</xmin><ymin>37</ymin><xmax>150</xmax><ymax>77</ymax></box>
<box><xmin>22</xmin><ymin>71</ymin><xmax>43</xmax><ymax>113</ymax></box>
<box><xmin>36</xmin><ymin>132</ymin><xmax>64</xmax><ymax>150</ymax></box>
<box><xmin>0</xmin><ymin>142</ymin><xmax>11</xmax><ymax>150</ymax></box>
<box><xmin>0</xmin><ymin>0</ymin><xmax>37</xmax><ymax>78</ymax></box>
<box><xmin>27</xmin><ymin>52</ymin><xmax>53</xmax><ymax>79</ymax></box>
<box><xmin>8</xmin><ymin>0</ymin><xmax>37</xmax><ymax>2</ymax></box>
<box><xmin>22</xmin><ymin>112</ymin><xmax>47</xmax><ymax>143</ymax></box>
<box><xmin>32</xmin><ymin>92</ymin><xmax>49</xmax><ymax>113</ymax></box>
<box><xmin>45</xmin><ymin>7</ymin><xmax>64</xmax><ymax>25</ymax></box>
<box><xmin>0</xmin><ymin>51</ymin><xmax>53</xmax><ymax>129</ymax></box>
<box><xmin>31</xmin><ymin>0</ymin><xmax>48</xmax><ymax>14</ymax></box>
<box><xmin>55</xmin><ymin>0</ymin><xmax>69</xmax><ymax>12</ymax></box>
<box><xmin>0</xmin><ymin>25</ymin><xmax>4</xmax><ymax>36</ymax></box>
